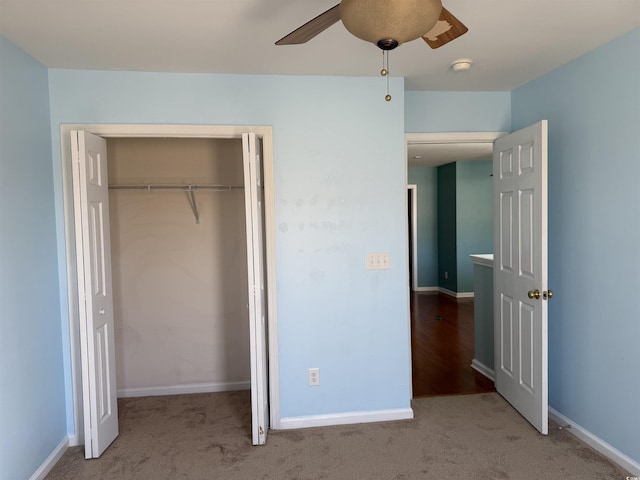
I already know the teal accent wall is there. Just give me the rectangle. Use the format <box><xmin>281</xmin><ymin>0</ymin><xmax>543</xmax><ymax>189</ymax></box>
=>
<box><xmin>512</xmin><ymin>27</ymin><xmax>640</xmax><ymax>463</ymax></box>
<box><xmin>407</xmin><ymin>167</ymin><xmax>437</xmax><ymax>287</ymax></box>
<box><xmin>0</xmin><ymin>36</ymin><xmax>66</xmax><ymax>480</ymax></box>
<box><xmin>437</xmin><ymin>163</ymin><xmax>457</xmax><ymax>291</ymax></box>
<box><xmin>456</xmin><ymin>160</ymin><xmax>493</xmax><ymax>292</ymax></box>
<box><xmin>47</xmin><ymin>70</ymin><xmax>411</xmax><ymax>425</ymax></box>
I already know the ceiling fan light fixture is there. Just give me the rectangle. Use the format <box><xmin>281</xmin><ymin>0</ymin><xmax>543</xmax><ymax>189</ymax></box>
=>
<box><xmin>340</xmin><ymin>0</ymin><xmax>443</xmax><ymax>48</ymax></box>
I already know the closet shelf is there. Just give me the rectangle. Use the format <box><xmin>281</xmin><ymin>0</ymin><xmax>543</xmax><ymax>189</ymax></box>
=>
<box><xmin>108</xmin><ymin>184</ymin><xmax>244</xmax><ymax>224</ymax></box>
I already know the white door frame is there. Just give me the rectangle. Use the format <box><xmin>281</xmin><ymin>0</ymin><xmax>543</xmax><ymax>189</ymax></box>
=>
<box><xmin>60</xmin><ymin>124</ymin><xmax>280</xmax><ymax>446</ymax></box>
<box><xmin>407</xmin><ymin>184</ymin><xmax>418</xmax><ymax>290</ymax></box>
<box><xmin>405</xmin><ymin>131</ymin><xmax>507</xmax><ymax>393</ymax></box>
<box><xmin>406</xmin><ymin>132</ymin><xmax>508</xmax><ymax>147</ymax></box>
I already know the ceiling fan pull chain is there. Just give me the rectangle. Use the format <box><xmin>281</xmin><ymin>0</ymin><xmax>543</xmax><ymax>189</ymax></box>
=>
<box><xmin>384</xmin><ymin>50</ymin><xmax>391</xmax><ymax>102</ymax></box>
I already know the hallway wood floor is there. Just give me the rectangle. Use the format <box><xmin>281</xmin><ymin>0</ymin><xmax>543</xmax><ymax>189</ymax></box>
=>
<box><xmin>411</xmin><ymin>291</ymin><xmax>495</xmax><ymax>398</ymax></box>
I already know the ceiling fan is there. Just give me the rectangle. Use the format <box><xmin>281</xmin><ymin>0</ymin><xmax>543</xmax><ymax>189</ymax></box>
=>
<box><xmin>275</xmin><ymin>0</ymin><xmax>468</xmax><ymax>51</ymax></box>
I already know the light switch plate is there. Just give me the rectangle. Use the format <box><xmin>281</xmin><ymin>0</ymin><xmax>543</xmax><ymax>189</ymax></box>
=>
<box><xmin>367</xmin><ymin>253</ymin><xmax>390</xmax><ymax>270</ymax></box>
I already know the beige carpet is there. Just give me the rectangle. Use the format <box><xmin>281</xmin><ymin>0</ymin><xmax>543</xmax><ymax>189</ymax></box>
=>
<box><xmin>46</xmin><ymin>391</ymin><xmax>630</xmax><ymax>479</ymax></box>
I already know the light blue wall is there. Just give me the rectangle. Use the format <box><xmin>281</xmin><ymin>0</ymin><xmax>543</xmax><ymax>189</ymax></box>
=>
<box><xmin>407</xmin><ymin>167</ymin><xmax>438</xmax><ymax>287</ymax></box>
<box><xmin>456</xmin><ymin>160</ymin><xmax>493</xmax><ymax>292</ymax></box>
<box><xmin>0</xmin><ymin>36</ymin><xmax>66</xmax><ymax>480</ymax></box>
<box><xmin>512</xmin><ymin>27</ymin><xmax>640</xmax><ymax>463</ymax></box>
<box><xmin>405</xmin><ymin>91</ymin><xmax>511</xmax><ymax>133</ymax></box>
<box><xmin>47</xmin><ymin>70</ymin><xmax>412</xmax><ymax>424</ymax></box>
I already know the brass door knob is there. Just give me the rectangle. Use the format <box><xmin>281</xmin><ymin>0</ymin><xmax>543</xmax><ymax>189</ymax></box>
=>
<box><xmin>528</xmin><ymin>289</ymin><xmax>541</xmax><ymax>300</ymax></box>
<box><xmin>543</xmin><ymin>290</ymin><xmax>553</xmax><ymax>300</ymax></box>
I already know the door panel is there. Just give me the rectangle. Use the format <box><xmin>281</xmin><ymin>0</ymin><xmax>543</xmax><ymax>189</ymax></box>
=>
<box><xmin>71</xmin><ymin>130</ymin><xmax>119</xmax><ymax>458</ymax></box>
<box><xmin>520</xmin><ymin>189</ymin><xmax>534</xmax><ymax>277</ymax></box>
<box><xmin>520</xmin><ymin>304</ymin><xmax>535</xmax><ymax>392</ymax></box>
<box><xmin>499</xmin><ymin>192</ymin><xmax>513</xmax><ymax>272</ymax></box>
<box><xmin>500</xmin><ymin>294</ymin><xmax>514</xmax><ymax>377</ymax></box>
<box><xmin>493</xmin><ymin>120</ymin><xmax>548</xmax><ymax>435</ymax></box>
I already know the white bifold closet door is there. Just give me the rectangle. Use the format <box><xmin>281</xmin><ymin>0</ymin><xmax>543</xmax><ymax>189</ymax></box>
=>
<box><xmin>71</xmin><ymin>130</ymin><xmax>119</xmax><ymax>458</ymax></box>
<box><xmin>243</xmin><ymin>132</ymin><xmax>269</xmax><ymax>445</ymax></box>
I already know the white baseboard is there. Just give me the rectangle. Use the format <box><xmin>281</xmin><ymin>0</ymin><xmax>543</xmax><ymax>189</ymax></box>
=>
<box><xmin>455</xmin><ymin>291</ymin><xmax>474</xmax><ymax>298</ymax></box>
<box><xmin>413</xmin><ymin>287</ymin><xmax>474</xmax><ymax>298</ymax></box>
<box><xmin>438</xmin><ymin>287</ymin><xmax>458</xmax><ymax>297</ymax></box>
<box><xmin>280</xmin><ymin>408</ymin><xmax>414</xmax><ymax>430</ymax></box>
<box><xmin>117</xmin><ymin>381</ymin><xmax>250</xmax><ymax>398</ymax></box>
<box><xmin>471</xmin><ymin>359</ymin><xmax>495</xmax><ymax>381</ymax></box>
<box><xmin>439</xmin><ymin>287</ymin><xmax>474</xmax><ymax>299</ymax></box>
<box><xmin>413</xmin><ymin>286</ymin><xmax>439</xmax><ymax>292</ymax></box>
<box><xmin>548</xmin><ymin>408</ymin><xmax>640</xmax><ymax>476</ymax></box>
<box><xmin>30</xmin><ymin>436</ymin><xmax>69</xmax><ymax>480</ymax></box>
<box><xmin>67</xmin><ymin>433</ymin><xmax>79</xmax><ymax>447</ymax></box>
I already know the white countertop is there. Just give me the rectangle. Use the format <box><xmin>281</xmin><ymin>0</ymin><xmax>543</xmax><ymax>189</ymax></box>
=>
<box><xmin>470</xmin><ymin>254</ymin><xmax>493</xmax><ymax>267</ymax></box>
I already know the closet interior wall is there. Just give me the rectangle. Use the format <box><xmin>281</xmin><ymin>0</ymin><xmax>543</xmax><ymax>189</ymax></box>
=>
<box><xmin>106</xmin><ymin>137</ymin><xmax>250</xmax><ymax>397</ymax></box>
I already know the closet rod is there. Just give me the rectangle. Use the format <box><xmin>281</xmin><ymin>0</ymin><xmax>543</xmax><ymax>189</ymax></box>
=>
<box><xmin>108</xmin><ymin>184</ymin><xmax>243</xmax><ymax>224</ymax></box>
<box><xmin>108</xmin><ymin>184</ymin><xmax>243</xmax><ymax>191</ymax></box>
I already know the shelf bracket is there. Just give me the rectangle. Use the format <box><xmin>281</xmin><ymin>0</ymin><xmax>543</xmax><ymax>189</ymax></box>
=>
<box><xmin>186</xmin><ymin>186</ymin><xmax>200</xmax><ymax>224</ymax></box>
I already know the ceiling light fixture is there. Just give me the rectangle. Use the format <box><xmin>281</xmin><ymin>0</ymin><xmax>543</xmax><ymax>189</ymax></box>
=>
<box><xmin>451</xmin><ymin>58</ymin><xmax>473</xmax><ymax>72</ymax></box>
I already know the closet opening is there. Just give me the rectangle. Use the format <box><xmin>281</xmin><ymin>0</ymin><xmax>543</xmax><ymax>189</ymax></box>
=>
<box><xmin>107</xmin><ymin>137</ymin><xmax>251</xmax><ymax>399</ymax></box>
<box><xmin>61</xmin><ymin>125</ymin><xmax>277</xmax><ymax>459</ymax></box>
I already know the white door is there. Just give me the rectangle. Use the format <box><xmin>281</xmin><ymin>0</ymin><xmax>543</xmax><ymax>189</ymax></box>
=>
<box><xmin>493</xmin><ymin>120</ymin><xmax>549</xmax><ymax>434</ymax></box>
<box><xmin>71</xmin><ymin>131</ymin><xmax>119</xmax><ymax>457</ymax></box>
<box><xmin>243</xmin><ymin>133</ymin><xmax>269</xmax><ymax>445</ymax></box>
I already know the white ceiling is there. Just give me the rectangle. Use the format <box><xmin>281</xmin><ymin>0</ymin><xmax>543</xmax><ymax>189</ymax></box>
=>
<box><xmin>408</xmin><ymin>142</ymin><xmax>493</xmax><ymax>168</ymax></box>
<box><xmin>1</xmin><ymin>0</ymin><xmax>638</xmax><ymax>92</ymax></box>
<box><xmin>1</xmin><ymin>0</ymin><xmax>638</xmax><ymax>166</ymax></box>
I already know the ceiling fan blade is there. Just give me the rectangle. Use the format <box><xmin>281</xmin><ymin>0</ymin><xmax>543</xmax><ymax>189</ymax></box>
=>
<box><xmin>275</xmin><ymin>4</ymin><xmax>341</xmax><ymax>45</ymax></box>
<box><xmin>422</xmin><ymin>7</ymin><xmax>468</xmax><ymax>49</ymax></box>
